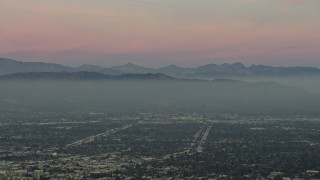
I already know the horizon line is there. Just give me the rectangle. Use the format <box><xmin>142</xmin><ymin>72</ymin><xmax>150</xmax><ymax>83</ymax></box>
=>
<box><xmin>1</xmin><ymin>57</ymin><xmax>320</xmax><ymax>69</ymax></box>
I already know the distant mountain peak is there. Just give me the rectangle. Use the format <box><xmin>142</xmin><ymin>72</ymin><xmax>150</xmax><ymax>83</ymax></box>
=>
<box><xmin>0</xmin><ymin>58</ymin><xmax>21</xmax><ymax>63</ymax></box>
<box><xmin>111</xmin><ymin>62</ymin><xmax>154</xmax><ymax>74</ymax></box>
<box><xmin>232</xmin><ymin>62</ymin><xmax>245</xmax><ymax>67</ymax></box>
<box><xmin>159</xmin><ymin>64</ymin><xmax>185</xmax><ymax>70</ymax></box>
<box><xmin>125</xmin><ymin>62</ymin><xmax>136</xmax><ymax>66</ymax></box>
<box><xmin>76</xmin><ymin>64</ymin><xmax>105</xmax><ymax>72</ymax></box>
<box><xmin>118</xmin><ymin>62</ymin><xmax>144</xmax><ymax>68</ymax></box>
<box><xmin>113</xmin><ymin>62</ymin><xmax>146</xmax><ymax>68</ymax></box>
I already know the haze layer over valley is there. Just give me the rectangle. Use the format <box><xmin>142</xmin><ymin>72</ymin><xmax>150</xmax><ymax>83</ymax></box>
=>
<box><xmin>0</xmin><ymin>79</ymin><xmax>319</xmax><ymax>117</ymax></box>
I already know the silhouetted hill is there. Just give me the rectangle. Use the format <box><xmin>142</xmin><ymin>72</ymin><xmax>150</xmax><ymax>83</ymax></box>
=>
<box><xmin>183</xmin><ymin>63</ymin><xmax>320</xmax><ymax>78</ymax></box>
<box><xmin>0</xmin><ymin>58</ymin><xmax>72</xmax><ymax>75</ymax></box>
<box><xmin>0</xmin><ymin>71</ymin><xmax>177</xmax><ymax>81</ymax></box>
<box><xmin>75</xmin><ymin>64</ymin><xmax>105</xmax><ymax>72</ymax></box>
<box><xmin>111</xmin><ymin>63</ymin><xmax>155</xmax><ymax>74</ymax></box>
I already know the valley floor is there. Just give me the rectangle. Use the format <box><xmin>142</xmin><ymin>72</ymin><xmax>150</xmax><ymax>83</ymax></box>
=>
<box><xmin>1</xmin><ymin>113</ymin><xmax>320</xmax><ymax>179</ymax></box>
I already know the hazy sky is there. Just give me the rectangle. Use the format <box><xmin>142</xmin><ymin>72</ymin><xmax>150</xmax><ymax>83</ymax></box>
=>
<box><xmin>1</xmin><ymin>0</ymin><xmax>320</xmax><ymax>67</ymax></box>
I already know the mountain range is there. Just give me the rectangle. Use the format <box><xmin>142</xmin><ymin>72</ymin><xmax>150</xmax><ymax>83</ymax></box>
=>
<box><xmin>0</xmin><ymin>71</ymin><xmax>177</xmax><ymax>81</ymax></box>
<box><xmin>1</xmin><ymin>58</ymin><xmax>320</xmax><ymax>78</ymax></box>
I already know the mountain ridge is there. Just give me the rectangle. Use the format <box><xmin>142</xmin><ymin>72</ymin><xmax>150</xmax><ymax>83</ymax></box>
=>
<box><xmin>0</xmin><ymin>71</ymin><xmax>304</xmax><ymax>92</ymax></box>
<box><xmin>1</xmin><ymin>58</ymin><xmax>320</xmax><ymax>78</ymax></box>
<box><xmin>0</xmin><ymin>71</ymin><xmax>178</xmax><ymax>81</ymax></box>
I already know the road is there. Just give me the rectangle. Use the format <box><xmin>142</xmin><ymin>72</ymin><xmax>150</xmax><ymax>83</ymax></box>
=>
<box><xmin>65</xmin><ymin>121</ymin><xmax>142</xmax><ymax>148</ymax></box>
<box><xmin>189</xmin><ymin>125</ymin><xmax>211</xmax><ymax>154</ymax></box>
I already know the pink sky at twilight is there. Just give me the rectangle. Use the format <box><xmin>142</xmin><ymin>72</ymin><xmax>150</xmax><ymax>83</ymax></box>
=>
<box><xmin>1</xmin><ymin>0</ymin><xmax>320</xmax><ymax>67</ymax></box>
